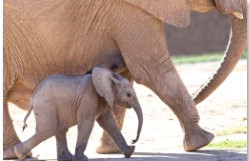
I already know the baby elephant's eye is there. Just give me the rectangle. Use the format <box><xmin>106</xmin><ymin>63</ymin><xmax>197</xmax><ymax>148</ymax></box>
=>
<box><xmin>126</xmin><ymin>92</ymin><xmax>131</xmax><ymax>97</ymax></box>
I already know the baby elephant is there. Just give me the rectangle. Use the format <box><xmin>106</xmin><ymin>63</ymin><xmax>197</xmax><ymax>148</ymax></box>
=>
<box><xmin>14</xmin><ymin>67</ymin><xmax>143</xmax><ymax>161</ymax></box>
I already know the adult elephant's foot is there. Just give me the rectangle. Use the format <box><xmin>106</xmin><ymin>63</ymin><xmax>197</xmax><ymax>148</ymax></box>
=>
<box><xmin>183</xmin><ymin>124</ymin><xmax>214</xmax><ymax>151</ymax></box>
<box><xmin>4</xmin><ymin>145</ymin><xmax>32</xmax><ymax>159</ymax></box>
<box><xmin>3</xmin><ymin>135</ymin><xmax>23</xmax><ymax>159</ymax></box>
<box><xmin>96</xmin><ymin>139</ymin><xmax>120</xmax><ymax>154</ymax></box>
<box><xmin>3</xmin><ymin>95</ymin><xmax>27</xmax><ymax>159</ymax></box>
<box><xmin>96</xmin><ymin>134</ymin><xmax>120</xmax><ymax>154</ymax></box>
<box><xmin>3</xmin><ymin>146</ymin><xmax>19</xmax><ymax>159</ymax></box>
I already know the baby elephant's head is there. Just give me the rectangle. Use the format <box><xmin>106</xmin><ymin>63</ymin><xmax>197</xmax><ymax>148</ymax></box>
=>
<box><xmin>92</xmin><ymin>67</ymin><xmax>143</xmax><ymax>144</ymax></box>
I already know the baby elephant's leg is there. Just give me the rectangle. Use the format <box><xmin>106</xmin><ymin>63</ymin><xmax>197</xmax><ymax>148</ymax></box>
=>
<box><xmin>73</xmin><ymin>118</ymin><xmax>95</xmax><ymax>161</ymax></box>
<box><xmin>14</xmin><ymin>132</ymin><xmax>54</xmax><ymax>160</ymax></box>
<box><xmin>15</xmin><ymin>107</ymin><xmax>57</xmax><ymax>160</ymax></box>
<box><xmin>97</xmin><ymin>111</ymin><xmax>135</xmax><ymax>158</ymax></box>
<box><xmin>56</xmin><ymin>128</ymin><xmax>73</xmax><ymax>160</ymax></box>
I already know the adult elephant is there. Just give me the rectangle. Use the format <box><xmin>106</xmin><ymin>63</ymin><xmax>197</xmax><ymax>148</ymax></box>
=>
<box><xmin>3</xmin><ymin>0</ymin><xmax>247</xmax><ymax>159</ymax></box>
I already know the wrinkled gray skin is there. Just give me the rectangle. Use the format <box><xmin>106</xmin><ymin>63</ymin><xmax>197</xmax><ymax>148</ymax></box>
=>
<box><xmin>4</xmin><ymin>0</ymin><xmax>247</xmax><ymax>158</ymax></box>
<box><xmin>13</xmin><ymin>67</ymin><xmax>143</xmax><ymax>161</ymax></box>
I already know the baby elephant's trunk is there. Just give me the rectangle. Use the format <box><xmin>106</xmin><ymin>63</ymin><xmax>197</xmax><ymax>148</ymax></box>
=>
<box><xmin>129</xmin><ymin>99</ymin><xmax>143</xmax><ymax>144</ymax></box>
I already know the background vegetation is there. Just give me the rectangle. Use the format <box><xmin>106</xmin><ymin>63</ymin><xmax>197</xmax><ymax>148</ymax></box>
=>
<box><xmin>172</xmin><ymin>51</ymin><xmax>247</xmax><ymax>65</ymax></box>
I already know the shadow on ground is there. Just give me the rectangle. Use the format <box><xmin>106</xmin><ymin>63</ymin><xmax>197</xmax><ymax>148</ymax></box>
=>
<box><xmin>92</xmin><ymin>150</ymin><xmax>247</xmax><ymax>161</ymax></box>
<box><xmin>21</xmin><ymin>149</ymin><xmax>246</xmax><ymax>161</ymax></box>
<box><xmin>91</xmin><ymin>150</ymin><xmax>247</xmax><ymax>161</ymax></box>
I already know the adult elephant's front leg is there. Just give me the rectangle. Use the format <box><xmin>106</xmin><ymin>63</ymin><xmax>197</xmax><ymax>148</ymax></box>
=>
<box><xmin>96</xmin><ymin>70</ymin><xmax>132</xmax><ymax>154</ymax></box>
<box><xmin>112</xmin><ymin>11</ymin><xmax>214</xmax><ymax>151</ymax></box>
<box><xmin>3</xmin><ymin>94</ymin><xmax>22</xmax><ymax>159</ymax></box>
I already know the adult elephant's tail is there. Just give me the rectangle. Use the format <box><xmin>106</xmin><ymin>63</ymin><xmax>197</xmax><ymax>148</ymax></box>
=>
<box><xmin>193</xmin><ymin>1</ymin><xmax>247</xmax><ymax>104</ymax></box>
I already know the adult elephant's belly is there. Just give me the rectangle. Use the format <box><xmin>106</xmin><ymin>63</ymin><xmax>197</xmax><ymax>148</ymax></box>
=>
<box><xmin>5</xmin><ymin>1</ymin><xmax>126</xmax><ymax>110</ymax></box>
<box><xmin>8</xmin><ymin>81</ymin><xmax>33</xmax><ymax>110</ymax></box>
<box><xmin>8</xmin><ymin>52</ymin><xmax>127</xmax><ymax>111</ymax></box>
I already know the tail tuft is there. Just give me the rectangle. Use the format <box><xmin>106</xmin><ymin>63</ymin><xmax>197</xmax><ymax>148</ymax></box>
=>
<box><xmin>22</xmin><ymin>123</ymin><xmax>28</xmax><ymax>132</ymax></box>
<box><xmin>131</xmin><ymin>139</ymin><xmax>137</xmax><ymax>144</ymax></box>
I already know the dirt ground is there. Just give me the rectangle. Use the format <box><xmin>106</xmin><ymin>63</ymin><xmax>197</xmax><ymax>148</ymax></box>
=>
<box><xmin>8</xmin><ymin>60</ymin><xmax>247</xmax><ymax>161</ymax></box>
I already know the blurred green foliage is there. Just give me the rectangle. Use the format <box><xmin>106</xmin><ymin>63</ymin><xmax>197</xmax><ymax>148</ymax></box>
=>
<box><xmin>206</xmin><ymin>140</ymin><xmax>247</xmax><ymax>149</ymax></box>
<box><xmin>216</xmin><ymin>126</ymin><xmax>247</xmax><ymax>136</ymax></box>
<box><xmin>172</xmin><ymin>50</ymin><xmax>247</xmax><ymax>65</ymax></box>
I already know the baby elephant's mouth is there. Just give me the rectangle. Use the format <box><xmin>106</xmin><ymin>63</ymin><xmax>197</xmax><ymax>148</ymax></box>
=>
<box><xmin>116</xmin><ymin>103</ymin><xmax>131</xmax><ymax>109</ymax></box>
<box><xmin>125</xmin><ymin>103</ymin><xmax>132</xmax><ymax>109</ymax></box>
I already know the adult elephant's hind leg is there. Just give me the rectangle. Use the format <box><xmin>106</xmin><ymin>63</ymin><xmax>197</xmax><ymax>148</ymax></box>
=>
<box><xmin>3</xmin><ymin>93</ymin><xmax>23</xmax><ymax>159</ymax></box>
<box><xmin>152</xmin><ymin>64</ymin><xmax>215</xmax><ymax>151</ymax></box>
<box><xmin>96</xmin><ymin>70</ymin><xmax>131</xmax><ymax>154</ymax></box>
<box><xmin>111</xmin><ymin>11</ymin><xmax>214</xmax><ymax>151</ymax></box>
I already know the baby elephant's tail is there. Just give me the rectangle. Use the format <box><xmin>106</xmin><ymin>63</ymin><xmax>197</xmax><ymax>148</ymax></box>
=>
<box><xmin>23</xmin><ymin>97</ymin><xmax>34</xmax><ymax>132</ymax></box>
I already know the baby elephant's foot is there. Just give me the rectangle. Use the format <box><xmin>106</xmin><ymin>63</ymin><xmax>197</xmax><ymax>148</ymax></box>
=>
<box><xmin>123</xmin><ymin>146</ymin><xmax>135</xmax><ymax>158</ymax></box>
<box><xmin>57</xmin><ymin>150</ymin><xmax>73</xmax><ymax>161</ymax></box>
<box><xmin>14</xmin><ymin>144</ymin><xmax>31</xmax><ymax>160</ymax></box>
<box><xmin>73</xmin><ymin>154</ymin><xmax>88</xmax><ymax>161</ymax></box>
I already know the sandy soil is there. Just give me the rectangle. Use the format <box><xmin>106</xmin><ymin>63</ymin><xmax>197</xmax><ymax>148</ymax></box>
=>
<box><xmin>8</xmin><ymin>60</ymin><xmax>247</xmax><ymax>161</ymax></box>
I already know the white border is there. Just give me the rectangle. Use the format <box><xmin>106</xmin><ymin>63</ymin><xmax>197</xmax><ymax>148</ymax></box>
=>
<box><xmin>247</xmin><ymin>1</ymin><xmax>249</xmax><ymax>161</ymax></box>
<box><xmin>1</xmin><ymin>0</ymin><xmax>3</xmax><ymax>159</ymax></box>
<box><xmin>0</xmin><ymin>1</ymin><xmax>249</xmax><ymax>160</ymax></box>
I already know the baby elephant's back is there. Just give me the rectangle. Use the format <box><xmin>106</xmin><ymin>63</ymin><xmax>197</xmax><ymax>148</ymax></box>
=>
<box><xmin>32</xmin><ymin>74</ymin><xmax>89</xmax><ymax>108</ymax></box>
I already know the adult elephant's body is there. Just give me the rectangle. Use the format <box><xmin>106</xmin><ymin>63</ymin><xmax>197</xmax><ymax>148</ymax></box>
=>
<box><xmin>3</xmin><ymin>0</ymin><xmax>247</xmax><ymax>159</ymax></box>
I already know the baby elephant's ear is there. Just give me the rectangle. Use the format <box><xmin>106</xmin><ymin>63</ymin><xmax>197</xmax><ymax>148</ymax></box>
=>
<box><xmin>92</xmin><ymin>67</ymin><xmax>115</xmax><ymax>109</ymax></box>
<box><xmin>110</xmin><ymin>72</ymin><xmax>123</xmax><ymax>85</ymax></box>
